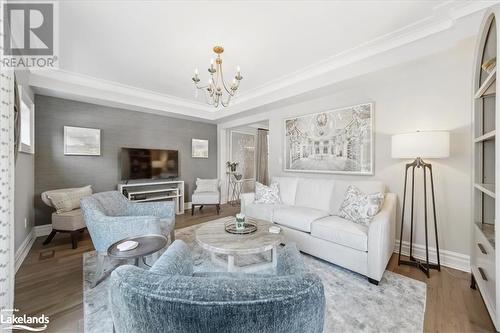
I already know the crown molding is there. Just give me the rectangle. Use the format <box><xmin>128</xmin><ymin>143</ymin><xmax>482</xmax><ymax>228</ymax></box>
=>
<box><xmin>29</xmin><ymin>0</ymin><xmax>500</xmax><ymax>122</ymax></box>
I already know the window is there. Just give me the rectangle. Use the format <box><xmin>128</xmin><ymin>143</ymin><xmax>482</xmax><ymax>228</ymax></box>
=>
<box><xmin>19</xmin><ymin>86</ymin><xmax>34</xmax><ymax>154</ymax></box>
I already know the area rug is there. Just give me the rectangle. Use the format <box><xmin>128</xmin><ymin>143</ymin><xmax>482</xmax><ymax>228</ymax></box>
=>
<box><xmin>83</xmin><ymin>224</ymin><xmax>427</xmax><ymax>333</ymax></box>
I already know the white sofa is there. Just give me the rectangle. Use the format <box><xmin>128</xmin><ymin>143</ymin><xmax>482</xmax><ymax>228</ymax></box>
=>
<box><xmin>240</xmin><ymin>176</ymin><xmax>396</xmax><ymax>284</ymax></box>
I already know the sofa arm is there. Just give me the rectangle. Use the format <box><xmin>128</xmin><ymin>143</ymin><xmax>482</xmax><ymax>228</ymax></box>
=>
<box><xmin>150</xmin><ymin>240</ymin><xmax>193</xmax><ymax>276</ymax></box>
<box><xmin>240</xmin><ymin>192</ymin><xmax>255</xmax><ymax>215</ymax></box>
<box><xmin>367</xmin><ymin>193</ymin><xmax>397</xmax><ymax>282</ymax></box>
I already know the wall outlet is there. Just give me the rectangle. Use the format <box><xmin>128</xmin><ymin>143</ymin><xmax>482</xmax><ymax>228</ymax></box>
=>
<box><xmin>24</xmin><ymin>218</ymin><xmax>27</xmax><ymax>228</ymax></box>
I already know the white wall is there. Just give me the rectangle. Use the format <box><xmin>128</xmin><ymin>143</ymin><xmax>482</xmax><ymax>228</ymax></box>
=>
<box><xmin>218</xmin><ymin>37</ymin><xmax>474</xmax><ymax>258</ymax></box>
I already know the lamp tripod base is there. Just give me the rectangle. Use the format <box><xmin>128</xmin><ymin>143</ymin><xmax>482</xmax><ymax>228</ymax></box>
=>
<box><xmin>397</xmin><ymin>157</ymin><xmax>441</xmax><ymax>278</ymax></box>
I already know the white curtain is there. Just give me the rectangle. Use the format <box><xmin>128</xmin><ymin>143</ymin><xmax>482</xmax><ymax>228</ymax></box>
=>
<box><xmin>0</xmin><ymin>70</ymin><xmax>15</xmax><ymax>327</ymax></box>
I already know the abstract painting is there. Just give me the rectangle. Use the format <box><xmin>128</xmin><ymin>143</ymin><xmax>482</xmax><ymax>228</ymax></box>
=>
<box><xmin>64</xmin><ymin>126</ymin><xmax>101</xmax><ymax>156</ymax></box>
<box><xmin>284</xmin><ymin>103</ymin><xmax>373</xmax><ymax>175</ymax></box>
<box><xmin>192</xmin><ymin>139</ymin><xmax>209</xmax><ymax>158</ymax></box>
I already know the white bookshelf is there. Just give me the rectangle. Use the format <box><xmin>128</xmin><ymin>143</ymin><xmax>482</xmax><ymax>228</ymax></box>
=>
<box><xmin>471</xmin><ymin>8</ymin><xmax>499</xmax><ymax>330</ymax></box>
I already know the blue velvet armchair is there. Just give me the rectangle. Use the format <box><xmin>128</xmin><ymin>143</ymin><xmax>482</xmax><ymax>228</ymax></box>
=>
<box><xmin>109</xmin><ymin>240</ymin><xmax>325</xmax><ymax>333</ymax></box>
<box><xmin>80</xmin><ymin>191</ymin><xmax>176</xmax><ymax>286</ymax></box>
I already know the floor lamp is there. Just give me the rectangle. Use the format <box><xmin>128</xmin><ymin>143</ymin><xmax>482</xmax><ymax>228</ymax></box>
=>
<box><xmin>392</xmin><ymin>131</ymin><xmax>450</xmax><ymax>277</ymax></box>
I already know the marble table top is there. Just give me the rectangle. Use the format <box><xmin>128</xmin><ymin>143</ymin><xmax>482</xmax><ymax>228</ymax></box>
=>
<box><xmin>195</xmin><ymin>216</ymin><xmax>283</xmax><ymax>255</ymax></box>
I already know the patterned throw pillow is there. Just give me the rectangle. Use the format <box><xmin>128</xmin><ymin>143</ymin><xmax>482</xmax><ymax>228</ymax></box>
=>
<box><xmin>48</xmin><ymin>185</ymin><xmax>92</xmax><ymax>214</ymax></box>
<box><xmin>254</xmin><ymin>182</ymin><xmax>281</xmax><ymax>204</ymax></box>
<box><xmin>338</xmin><ymin>185</ymin><xmax>384</xmax><ymax>225</ymax></box>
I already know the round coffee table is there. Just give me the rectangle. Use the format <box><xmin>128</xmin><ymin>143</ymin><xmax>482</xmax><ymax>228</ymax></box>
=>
<box><xmin>107</xmin><ymin>234</ymin><xmax>168</xmax><ymax>266</ymax></box>
<box><xmin>195</xmin><ymin>217</ymin><xmax>283</xmax><ymax>272</ymax></box>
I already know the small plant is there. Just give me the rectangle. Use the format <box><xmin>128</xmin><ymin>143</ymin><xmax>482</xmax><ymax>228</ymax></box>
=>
<box><xmin>226</xmin><ymin>161</ymin><xmax>239</xmax><ymax>172</ymax></box>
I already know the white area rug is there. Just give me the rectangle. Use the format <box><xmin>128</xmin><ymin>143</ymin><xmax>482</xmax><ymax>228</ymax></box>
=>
<box><xmin>84</xmin><ymin>224</ymin><xmax>427</xmax><ymax>333</ymax></box>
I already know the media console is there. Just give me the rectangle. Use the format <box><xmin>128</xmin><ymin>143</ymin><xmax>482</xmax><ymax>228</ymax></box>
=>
<box><xmin>117</xmin><ymin>180</ymin><xmax>185</xmax><ymax>215</ymax></box>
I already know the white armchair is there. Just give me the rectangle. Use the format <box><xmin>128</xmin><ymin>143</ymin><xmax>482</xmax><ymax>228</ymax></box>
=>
<box><xmin>191</xmin><ymin>178</ymin><xmax>221</xmax><ymax>216</ymax></box>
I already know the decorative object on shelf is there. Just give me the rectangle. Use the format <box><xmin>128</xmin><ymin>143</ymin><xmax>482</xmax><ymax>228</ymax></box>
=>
<box><xmin>192</xmin><ymin>46</ymin><xmax>243</xmax><ymax>108</ymax></box>
<box><xmin>192</xmin><ymin>138</ymin><xmax>209</xmax><ymax>158</ymax></box>
<box><xmin>226</xmin><ymin>161</ymin><xmax>239</xmax><ymax>172</ymax></box>
<box><xmin>224</xmin><ymin>218</ymin><xmax>257</xmax><ymax>235</ymax></box>
<box><xmin>392</xmin><ymin>130</ymin><xmax>450</xmax><ymax>277</ymax></box>
<box><xmin>235</xmin><ymin>213</ymin><xmax>246</xmax><ymax>230</ymax></box>
<box><xmin>482</xmin><ymin>57</ymin><xmax>496</xmax><ymax>73</ymax></box>
<box><xmin>64</xmin><ymin>126</ymin><xmax>101</xmax><ymax>156</ymax></box>
<box><xmin>284</xmin><ymin>103</ymin><xmax>373</xmax><ymax>175</ymax></box>
<box><xmin>233</xmin><ymin>173</ymin><xmax>242</xmax><ymax>181</ymax></box>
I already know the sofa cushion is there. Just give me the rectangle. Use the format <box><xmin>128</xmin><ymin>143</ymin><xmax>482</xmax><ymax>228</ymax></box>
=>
<box><xmin>195</xmin><ymin>178</ymin><xmax>219</xmax><ymax>192</ymax></box>
<box><xmin>330</xmin><ymin>180</ymin><xmax>385</xmax><ymax>215</ymax></box>
<box><xmin>271</xmin><ymin>176</ymin><xmax>298</xmax><ymax>205</ymax></box>
<box><xmin>311</xmin><ymin>215</ymin><xmax>368</xmax><ymax>251</ymax></box>
<box><xmin>52</xmin><ymin>209</ymin><xmax>85</xmax><ymax>231</ymax></box>
<box><xmin>294</xmin><ymin>178</ymin><xmax>335</xmax><ymax>211</ymax></box>
<box><xmin>192</xmin><ymin>191</ymin><xmax>220</xmax><ymax>205</ymax></box>
<box><xmin>273</xmin><ymin>206</ymin><xmax>330</xmax><ymax>232</ymax></box>
<box><xmin>46</xmin><ymin>185</ymin><xmax>93</xmax><ymax>213</ymax></box>
<box><xmin>245</xmin><ymin>203</ymin><xmax>287</xmax><ymax>222</ymax></box>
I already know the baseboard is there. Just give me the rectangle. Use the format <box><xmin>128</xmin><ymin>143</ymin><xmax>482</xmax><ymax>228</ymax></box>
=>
<box><xmin>394</xmin><ymin>240</ymin><xmax>470</xmax><ymax>272</ymax></box>
<box><xmin>34</xmin><ymin>224</ymin><xmax>52</xmax><ymax>237</ymax></box>
<box><xmin>14</xmin><ymin>229</ymin><xmax>36</xmax><ymax>273</ymax></box>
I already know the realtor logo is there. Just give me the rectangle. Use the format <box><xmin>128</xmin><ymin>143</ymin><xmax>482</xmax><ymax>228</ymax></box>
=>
<box><xmin>2</xmin><ymin>2</ymin><xmax>58</xmax><ymax>69</ymax></box>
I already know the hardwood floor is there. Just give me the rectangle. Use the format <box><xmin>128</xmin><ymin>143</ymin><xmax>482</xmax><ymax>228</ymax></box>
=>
<box><xmin>14</xmin><ymin>204</ymin><xmax>495</xmax><ymax>332</ymax></box>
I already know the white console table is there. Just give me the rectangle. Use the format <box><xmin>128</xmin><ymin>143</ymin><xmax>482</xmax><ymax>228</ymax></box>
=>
<box><xmin>117</xmin><ymin>180</ymin><xmax>185</xmax><ymax>215</ymax></box>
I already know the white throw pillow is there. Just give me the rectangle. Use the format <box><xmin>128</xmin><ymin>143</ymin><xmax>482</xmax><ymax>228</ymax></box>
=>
<box><xmin>196</xmin><ymin>178</ymin><xmax>218</xmax><ymax>192</ymax></box>
<box><xmin>48</xmin><ymin>185</ymin><xmax>92</xmax><ymax>214</ymax></box>
<box><xmin>254</xmin><ymin>182</ymin><xmax>281</xmax><ymax>204</ymax></box>
<box><xmin>338</xmin><ymin>185</ymin><xmax>384</xmax><ymax>225</ymax></box>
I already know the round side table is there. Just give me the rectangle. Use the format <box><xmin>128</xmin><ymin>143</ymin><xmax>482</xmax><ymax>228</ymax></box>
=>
<box><xmin>107</xmin><ymin>234</ymin><xmax>168</xmax><ymax>267</ymax></box>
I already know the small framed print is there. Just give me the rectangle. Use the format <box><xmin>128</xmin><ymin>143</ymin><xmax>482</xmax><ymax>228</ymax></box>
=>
<box><xmin>64</xmin><ymin>126</ymin><xmax>101</xmax><ymax>156</ymax></box>
<box><xmin>192</xmin><ymin>139</ymin><xmax>209</xmax><ymax>158</ymax></box>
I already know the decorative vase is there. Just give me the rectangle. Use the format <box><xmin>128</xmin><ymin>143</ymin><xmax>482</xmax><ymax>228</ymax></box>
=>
<box><xmin>235</xmin><ymin>213</ymin><xmax>245</xmax><ymax>230</ymax></box>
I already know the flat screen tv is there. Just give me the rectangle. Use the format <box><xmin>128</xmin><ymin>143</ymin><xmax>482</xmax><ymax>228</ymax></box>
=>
<box><xmin>121</xmin><ymin>148</ymin><xmax>178</xmax><ymax>180</ymax></box>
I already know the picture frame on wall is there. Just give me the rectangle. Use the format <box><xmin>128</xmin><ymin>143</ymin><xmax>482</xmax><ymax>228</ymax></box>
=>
<box><xmin>284</xmin><ymin>102</ymin><xmax>374</xmax><ymax>175</ymax></box>
<box><xmin>192</xmin><ymin>138</ymin><xmax>209</xmax><ymax>158</ymax></box>
<box><xmin>64</xmin><ymin>126</ymin><xmax>101</xmax><ymax>156</ymax></box>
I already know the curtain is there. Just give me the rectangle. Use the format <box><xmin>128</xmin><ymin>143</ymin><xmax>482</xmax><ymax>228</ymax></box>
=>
<box><xmin>0</xmin><ymin>70</ymin><xmax>15</xmax><ymax>327</ymax></box>
<box><xmin>13</xmin><ymin>76</ymin><xmax>20</xmax><ymax>161</ymax></box>
<box><xmin>256</xmin><ymin>129</ymin><xmax>269</xmax><ymax>185</ymax></box>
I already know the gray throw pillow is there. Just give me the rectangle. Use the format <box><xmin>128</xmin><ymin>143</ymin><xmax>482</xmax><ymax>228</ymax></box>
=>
<box><xmin>338</xmin><ymin>185</ymin><xmax>384</xmax><ymax>225</ymax></box>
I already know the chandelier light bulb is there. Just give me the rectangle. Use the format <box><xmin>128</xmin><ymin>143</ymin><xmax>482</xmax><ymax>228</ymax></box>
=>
<box><xmin>237</xmin><ymin>66</ymin><xmax>240</xmax><ymax>73</ymax></box>
<box><xmin>194</xmin><ymin>68</ymin><xmax>199</xmax><ymax>75</ymax></box>
<box><xmin>210</xmin><ymin>58</ymin><xmax>214</xmax><ymax>65</ymax></box>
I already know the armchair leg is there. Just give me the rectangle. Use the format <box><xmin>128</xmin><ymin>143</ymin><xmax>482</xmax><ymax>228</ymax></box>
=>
<box><xmin>92</xmin><ymin>253</ymin><xmax>105</xmax><ymax>288</ymax></box>
<box><xmin>191</xmin><ymin>205</ymin><xmax>195</xmax><ymax>216</ymax></box>
<box><xmin>70</xmin><ymin>231</ymin><xmax>80</xmax><ymax>249</ymax></box>
<box><xmin>216</xmin><ymin>204</ymin><xmax>220</xmax><ymax>215</ymax></box>
<box><xmin>43</xmin><ymin>230</ymin><xmax>57</xmax><ymax>245</ymax></box>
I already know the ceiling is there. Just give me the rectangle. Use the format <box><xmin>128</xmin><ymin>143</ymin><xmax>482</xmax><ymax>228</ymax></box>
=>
<box><xmin>28</xmin><ymin>0</ymin><xmax>498</xmax><ymax>121</ymax></box>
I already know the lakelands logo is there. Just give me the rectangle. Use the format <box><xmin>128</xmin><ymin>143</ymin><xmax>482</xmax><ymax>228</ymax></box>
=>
<box><xmin>1</xmin><ymin>309</ymin><xmax>49</xmax><ymax>331</ymax></box>
<box><xmin>2</xmin><ymin>2</ymin><xmax>58</xmax><ymax>69</ymax></box>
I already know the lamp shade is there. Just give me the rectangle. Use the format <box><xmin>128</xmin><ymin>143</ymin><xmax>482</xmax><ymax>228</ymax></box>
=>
<box><xmin>391</xmin><ymin>131</ymin><xmax>450</xmax><ymax>159</ymax></box>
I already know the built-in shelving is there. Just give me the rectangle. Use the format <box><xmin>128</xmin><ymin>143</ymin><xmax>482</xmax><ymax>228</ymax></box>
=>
<box><xmin>472</xmin><ymin>9</ymin><xmax>499</xmax><ymax>330</ymax></box>
<box><xmin>476</xmin><ymin>222</ymin><xmax>496</xmax><ymax>249</ymax></box>
<box><xmin>475</xmin><ymin>130</ymin><xmax>496</xmax><ymax>142</ymax></box>
<box><xmin>475</xmin><ymin>67</ymin><xmax>497</xmax><ymax>99</ymax></box>
<box><xmin>475</xmin><ymin>183</ymin><xmax>496</xmax><ymax>198</ymax></box>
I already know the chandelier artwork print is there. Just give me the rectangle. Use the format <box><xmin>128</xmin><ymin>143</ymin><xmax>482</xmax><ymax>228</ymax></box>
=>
<box><xmin>284</xmin><ymin>103</ymin><xmax>373</xmax><ymax>175</ymax></box>
<box><xmin>192</xmin><ymin>46</ymin><xmax>243</xmax><ymax>108</ymax></box>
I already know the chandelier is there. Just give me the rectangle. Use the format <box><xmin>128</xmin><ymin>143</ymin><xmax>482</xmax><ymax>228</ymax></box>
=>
<box><xmin>192</xmin><ymin>46</ymin><xmax>243</xmax><ymax>108</ymax></box>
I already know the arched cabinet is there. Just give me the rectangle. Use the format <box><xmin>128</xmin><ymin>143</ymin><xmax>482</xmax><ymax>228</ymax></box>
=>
<box><xmin>472</xmin><ymin>7</ymin><xmax>500</xmax><ymax>330</ymax></box>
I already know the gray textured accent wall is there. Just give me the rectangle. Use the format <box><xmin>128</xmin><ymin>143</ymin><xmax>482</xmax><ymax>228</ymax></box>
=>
<box><xmin>35</xmin><ymin>95</ymin><xmax>217</xmax><ymax>226</ymax></box>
